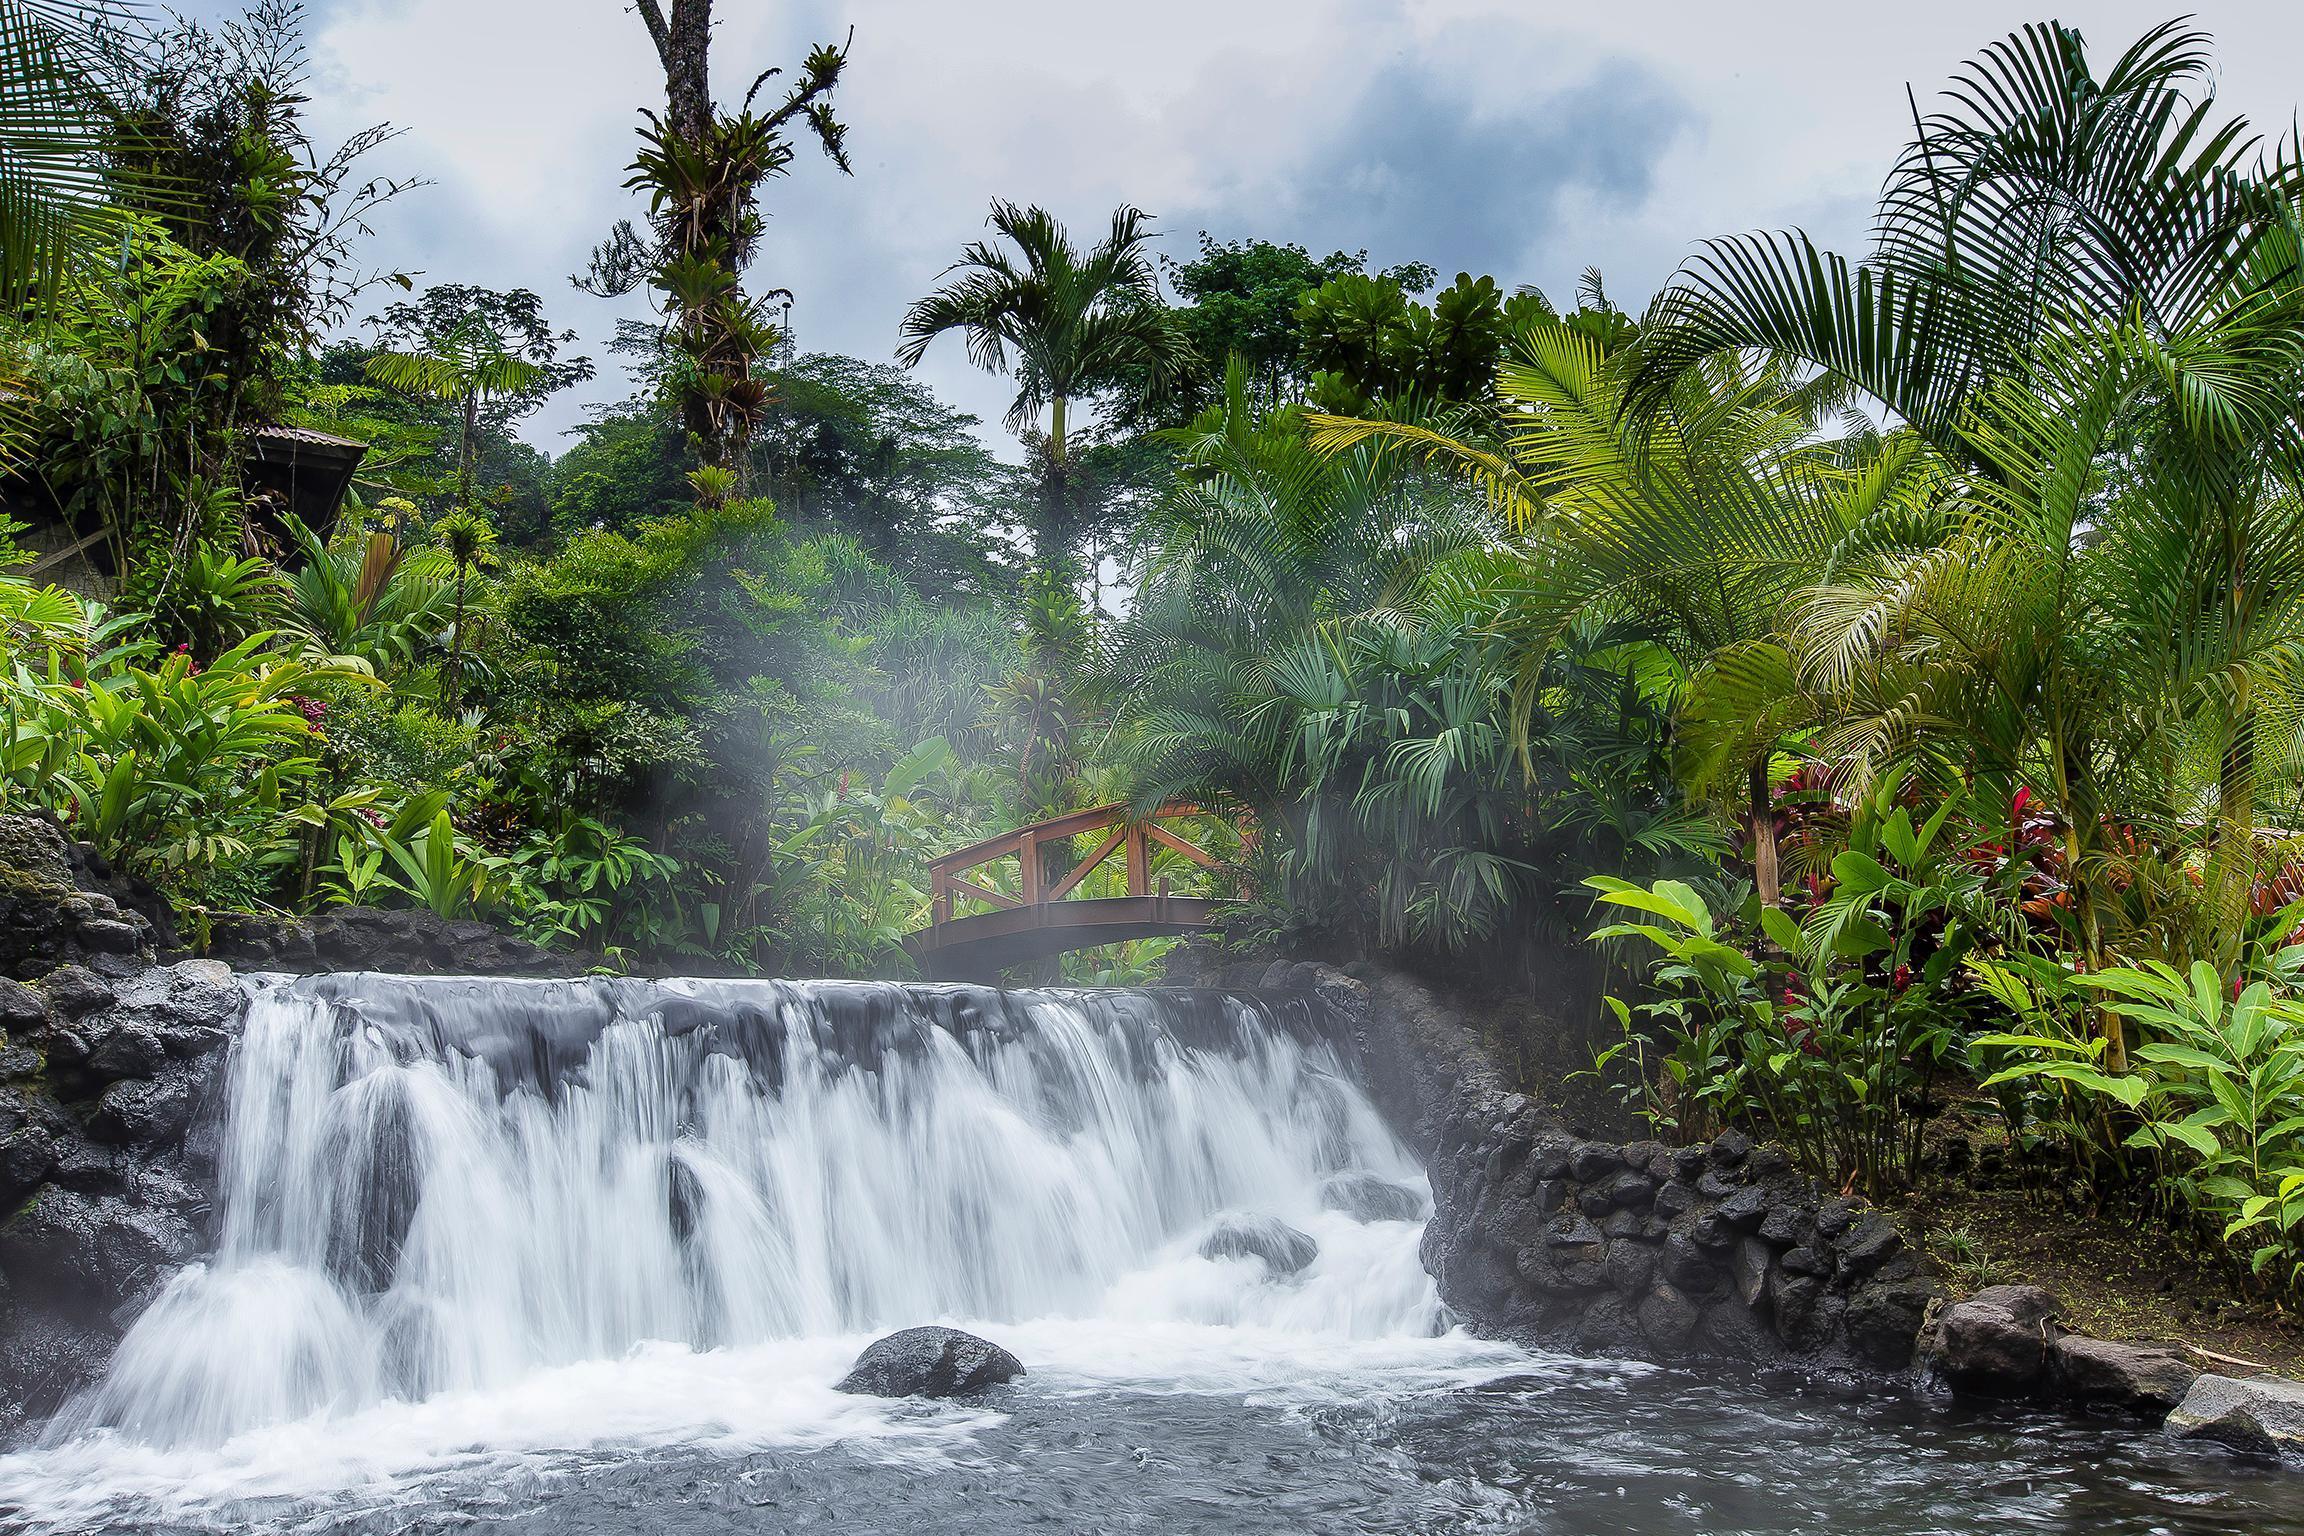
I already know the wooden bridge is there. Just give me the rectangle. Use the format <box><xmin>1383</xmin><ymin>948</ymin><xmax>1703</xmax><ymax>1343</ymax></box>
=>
<box><xmin>906</xmin><ymin>802</ymin><xmax>1230</xmax><ymax>980</ymax></box>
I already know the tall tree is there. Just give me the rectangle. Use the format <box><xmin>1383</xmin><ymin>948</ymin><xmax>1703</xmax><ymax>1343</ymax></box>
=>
<box><xmin>897</xmin><ymin>200</ymin><xmax>1189</xmax><ymax>580</ymax></box>
<box><xmin>581</xmin><ymin>2</ymin><xmax>850</xmax><ymax>478</ymax></box>
<box><xmin>359</xmin><ymin>285</ymin><xmax>593</xmax><ymax>519</ymax></box>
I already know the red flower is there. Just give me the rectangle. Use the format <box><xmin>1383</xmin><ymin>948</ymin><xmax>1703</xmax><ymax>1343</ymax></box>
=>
<box><xmin>1892</xmin><ymin>964</ymin><xmax>1912</xmax><ymax>993</ymax></box>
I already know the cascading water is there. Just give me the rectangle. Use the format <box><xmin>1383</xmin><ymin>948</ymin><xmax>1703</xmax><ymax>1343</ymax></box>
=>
<box><xmin>78</xmin><ymin>973</ymin><xmax>1441</xmax><ymax>1450</ymax></box>
<box><xmin>8</xmin><ymin>974</ymin><xmax>2301</xmax><ymax>1536</ymax></box>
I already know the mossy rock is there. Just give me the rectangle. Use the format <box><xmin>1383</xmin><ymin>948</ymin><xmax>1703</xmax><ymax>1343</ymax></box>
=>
<box><xmin>0</xmin><ymin>818</ymin><xmax>75</xmax><ymax>892</ymax></box>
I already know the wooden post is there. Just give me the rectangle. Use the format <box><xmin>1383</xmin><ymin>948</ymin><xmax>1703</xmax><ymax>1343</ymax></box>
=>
<box><xmin>932</xmin><ymin>870</ymin><xmax>951</xmax><ymax>924</ymax></box>
<box><xmin>1126</xmin><ymin>824</ymin><xmax>1148</xmax><ymax>898</ymax></box>
<box><xmin>1020</xmin><ymin>832</ymin><xmax>1041</xmax><ymax>905</ymax></box>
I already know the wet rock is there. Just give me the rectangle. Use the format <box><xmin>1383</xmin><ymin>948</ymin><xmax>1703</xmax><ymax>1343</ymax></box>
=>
<box><xmin>1769</xmin><ymin>1269</ymin><xmax>1827</xmax><ymax>1347</ymax></box>
<box><xmin>1199</xmin><ymin>1213</ymin><xmax>1318</xmax><ymax>1275</ymax></box>
<box><xmin>87</xmin><ymin>1074</ymin><xmax>196</xmax><ymax>1148</ymax></box>
<box><xmin>1653</xmin><ymin>1181</ymin><xmax>1698</xmax><ymax>1218</ymax></box>
<box><xmin>1698</xmin><ymin>1296</ymin><xmax>1776</xmax><ymax>1362</ymax></box>
<box><xmin>1924</xmin><ymin>1284</ymin><xmax>2059</xmax><ymax>1398</ymax></box>
<box><xmin>1730</xmin><ymin>1237</ymin><xmax>1772</xmax><ymax>1307</ymax></box>
<box><xmin>1707</xmin><ymin>1129</ymin><xmax>1753</xmax><ymax>1167</ymax></box>
<box><xmin>667</xmin><ymin>1157</ymin><xmax>705</xmax><ymax>1243</ymax></box>
<box><xmin>1779</xmin><ymin>1244</ymin><xmax>1828</xmax><ymax>1278</ymax></box>
<box><xmin>1843</xmin><ymin>1276</ymin><xmax>1939</xmax><ymax>1370</ymax></box>
<box><xmin>1637</xmin><ymin>1282</ymin><xmax>1702</xmax><ymax>1351</ymax></box>
<box><xmin>0</xmin><ymin>978</ymin><xmax>47</xmax><ymax>1029</ymax></box>
<box><xmin>77</xmin><ymin>918</ymin><xmax>140</xmax><ymax>954</ymax></box>
<box><xmin>2052</xmin><ymin>1336</ymin><xmax>2199</xmax><ymax>1417</ymax></box>
<box><xmin>1715</xmin><ymin>1186</ymin><xmax>1769</xmax><ymax>1232</ymax></box>
<box><xmin>0</xmin><ymin>1120</ymin><xmax>57</xmax><ymax>1209</ymax></box>
<box><xmin>38</xmin><ymin>965</ymin><xmax>114</xmax><ymax>1020</ymax></box>
<box><xmin>1600</xmin><ymin>1209</ymin><xmax>1648</xmax><ymax>1240</ymax></box>
<box><xmin>86</xmin><ymin>1023</ymin><xmax>165</xmax><ymax>1083</ymax></box>
<box><xmin>1317</xmin><ymin>1179</ymin><xmax>1419</xmax><ymax>1225</ymax></box>
<box><xmin>1596</xmin><ymin>1170</ymin><xmax>1655</xmax><ymax>1211</ymax></box>
<box><xmin>1546</xmin><ymin>1212</ymin><xmax>1604</xmax><ymax>1248</ymax></box>
<box><xmin>2164</xmin><ymin>1374</ymin><xmax>2304</xmax><ymax>1459</ymax></box>
<box><xmin>0</xmin><ymin>1186</ymin><xmax>197</xmax><ymax>1300</ymax></box>
<box><xmin>1660</xmin><ymin>1230</ymin><xmax>1722</xmax><ymax>1292</ymax></box>
<box><xmin>835</xmin><ymin>1327</ymin><xmax>1025</xmax><ymax>1399</ymax></box>
<box><xmin>1528</xmin><ymin>1138</ymin><xmax>1573</xmax><ymax>1180</ymax></box>
<box><xmin>1604</xmin><ymin>1238</ymin><xmax>1656</xmax><ymax>1295</ymax></box>
<box><xmin>1575</xmin><ymin>1294</ymin><xmax>1642</xmax><ymax>1354</ymax></box>
<box><xmin>204</xmin><ymin>906</ymin><xmax>578</xmax><ymax>978</ymax></box>
<box><xmin>1567</xmin><ymin>1142</ymin><xmax>1623</xmax><ymax>1182</ymax></box>
<box><xmin>1757</xmin><ymin>1202</ymin><xmax>1812</xmax><ymax>1247</ymax></box>
<box><xmin>1833</xmin><ymin>1213</ymin><xmax>1904</xmax><ymax>1279</ymax></box>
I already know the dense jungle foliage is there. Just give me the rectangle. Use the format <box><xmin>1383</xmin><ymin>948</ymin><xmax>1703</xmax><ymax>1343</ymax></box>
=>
<box><xmin>6</xmin><ymin>5</ymin><xmax>2304</xmax><ymax>1296</ymax></box>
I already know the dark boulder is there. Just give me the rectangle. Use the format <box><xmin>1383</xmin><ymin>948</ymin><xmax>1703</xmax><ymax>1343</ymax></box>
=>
<box><xmin>88</xmin><ymin>1073</ymin><xmax>198</xmax><ymax>1148</ymax></box>
<box><xmin>1199</xmin><ymin>1213</ymin><xmax>1319</xmax><ymax>1275</ymax></box>
<box><xmin>0</xmin><ymin>979</ymin><xmax>48</xmax><ymax>1030</ymax></box>
<box><xmin>835</xmin><ymin>1327</ymin><xmax>1025</xmax><ymax>1399</ymax></box>
<box><xmin>1319</xmin><ymin>1171</ymin><xmax>1423</xmax><ymax>1223</ymax></box>
<box><xmin>1922</xmin><ymin>1284</ymin><xmax>2060</xmax><ymax>1398</ymax></box>
<box><xmin>86</xmin><ymin>1022</ymin><xmax>166</xmax><ymax>1083</ymax></box>
<box><xmin>2052</xmin><ymin>1336</ymin><xmax>2199</xmax><ymax>1417</ymax></box>
<box><xmin>0</xmin><ymin>1186</ymin><xmax>198</xmax><ymax>1302</ymax></box>
<box><xmin>1843</xmin><ymin>1275</ymin><xmax>1941</xmax><ymax>1370</ymax></box>
<box><xmin>1636</xmin><ymin>1282</ymin><xmax>1702</xmax><ymax>1351</ymax></box>
<box><xmin>38</xmin><ymin>965</ymin><xmax>115</xmax><ymax>1020</ymax></box>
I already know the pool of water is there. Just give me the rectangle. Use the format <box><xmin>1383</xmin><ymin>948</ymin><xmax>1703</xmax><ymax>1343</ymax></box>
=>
<box><xmin>6</xmin><ymin>977</ymin><xmax>2297</xmax><ymax>1534</ymax></box>
<box><xmin>3</xmin><ymin>1322</ymin><xmax>2296</xmax><ymax>1535</ymax></box>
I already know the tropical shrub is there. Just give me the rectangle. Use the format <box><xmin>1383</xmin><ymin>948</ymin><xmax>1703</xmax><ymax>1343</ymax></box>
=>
<box><xmin>1978</xmin><ymin>959</ymin><xmax>2304</xmax><ymax>1291</ymax></box>
<box><xmin>1587</xmin><ymin>781</ymin><xmax>2002</xmax><ymax>1197</ymax></box>
<box><xmin>2</xmin><ymin>600</ymin><xmax>364</xmax><ymax>898</ymax></box>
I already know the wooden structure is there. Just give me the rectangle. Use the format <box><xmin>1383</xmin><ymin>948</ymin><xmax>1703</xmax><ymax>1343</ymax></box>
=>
<box><xmin>4</xmin><ymin>426</ymin><xmax>367</xmax><ymax>600</ymax></box>
<box><xmin>907</xmin><ymin>802</ymin><xmax>1228</xmax><ymax>979</ymax></box>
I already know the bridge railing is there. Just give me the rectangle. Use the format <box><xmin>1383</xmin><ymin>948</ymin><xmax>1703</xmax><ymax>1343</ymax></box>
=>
<box><xmin>926</xmin><ymin>802</ymin><xmax>1224</xmax><ymax>925</ymax></box>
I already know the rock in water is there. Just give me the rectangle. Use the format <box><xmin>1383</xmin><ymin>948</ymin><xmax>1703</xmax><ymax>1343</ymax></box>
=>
<box><xmin>1198</xmin><ymin>1213</ymin><xmax>1318</xmax><ymax>1275</ymax></box>
<box><xmin>2051</xmin><ymin>1336</ymin><xmax>2199</xmax><ymax>1416</ymax></box>
<box><xmin>835</xmin><ymin>1327</ymin><xmax>1025</xmax><ymax>1399</ymax></box>
<box><xmin>1320</xmin><ymin>1171</ymin><xmax>1423</xmax><ymax>1223</ymax></box>
<box><xmin>1922</xmin><ymin>1284</ymin><xmax>2059</xmax><ymax>1398</ymax></box>
<box><xmin>2165</xmin><ymin>1373</ymin><xmax>2304</xmax><ymax>1459</ymax></box>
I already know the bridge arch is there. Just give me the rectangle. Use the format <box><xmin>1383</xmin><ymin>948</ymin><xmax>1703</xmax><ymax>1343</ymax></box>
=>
<box><xmin>905</xmin><ymin>802</ymin><xmax>1234</xmax><ymax>980</ymax></box>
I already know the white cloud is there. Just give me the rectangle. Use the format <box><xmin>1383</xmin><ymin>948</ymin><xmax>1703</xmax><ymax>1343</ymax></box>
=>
<box><xmin>177</xmin><ymin>0</ymin><xmax>2304</xmax><ymax>455</ymax></box>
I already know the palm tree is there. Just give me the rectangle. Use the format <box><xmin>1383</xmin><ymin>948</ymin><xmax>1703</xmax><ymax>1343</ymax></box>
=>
<box><xmin>430</xmin><ymin>507</ymin><xmax>496</xmax><ymax>712</ymax></box>
<box><xmin>898</xmin><ymin>201</ymin><xmax>1190</xmax><ymax>580</ymax></box>
<box><xmin>0</xmin><ymin>0</ymin><xmax>136</xmax><ymax>464</ymax></box>
<box><xmin>1618</xmin><ymin>19</ymin><xmax>2304</xmax><ymax>1070</ymax></box>
<box><xmin>1311</xmin><ymin>313</ymin><xmax>1888</xmax><ymax>909</ymax></box>
<box><xmin>364</xmin><ymin>313</ymin><xmax>546</xmax><ymax>512</ymax></box>
<box><xmin>1106</xmin><ymin>358</ymin><xmax>1489</xmax><ymax>820</ymax></box>
<box><xmin>0</xmin><ymin>1</ymin><xmax>132</xmax><ymax>309</ymax></box>
<box><xmin>1630</xmin><ymin>19</ymin><xmax>2304</xmax><ymax>1002</ymax></box>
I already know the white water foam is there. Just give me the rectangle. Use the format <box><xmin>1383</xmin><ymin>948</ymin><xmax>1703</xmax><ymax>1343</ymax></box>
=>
<box><xmin>0</xmin><ymin>976</ymin><xmax>1557</xmax><ymax>1531</ymax></box>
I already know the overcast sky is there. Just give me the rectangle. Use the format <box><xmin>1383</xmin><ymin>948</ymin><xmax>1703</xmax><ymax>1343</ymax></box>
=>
<box><xmin>180</xmin><ymin>1</ymin><xmax>2304</xmax><ymax>458</ymax></box>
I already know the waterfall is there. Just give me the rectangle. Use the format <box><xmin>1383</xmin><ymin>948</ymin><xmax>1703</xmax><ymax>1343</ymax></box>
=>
<box><xmin>63</xmin><ymin>974</ymin><xmax>1445</xmax><ymax>1452</ymax></box>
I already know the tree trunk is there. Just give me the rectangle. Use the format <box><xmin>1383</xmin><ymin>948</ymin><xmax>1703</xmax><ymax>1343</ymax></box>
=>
<box><xmin>639</xmin><ymin>0</ymin><xmax>715</xmax><ymax>143</ymax></box>
<box><xmin>1040</xmin><ymin>392</ymin><xmax>1071</xmax><ymax>579</ymax></box>
<box><xmin>1750</xmin><ymin>755</ymin><xmax>1781</xmax><ymax>908</ymax></box>
<box><xmin>446</xmin><ymin>565</ymin><xmax>467</xmax><ymax>713</ymax></box>
<box><xmin>458</xmin><ymin>387</ymin><xmax>480</xmax><ymax>509</ymax></box>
